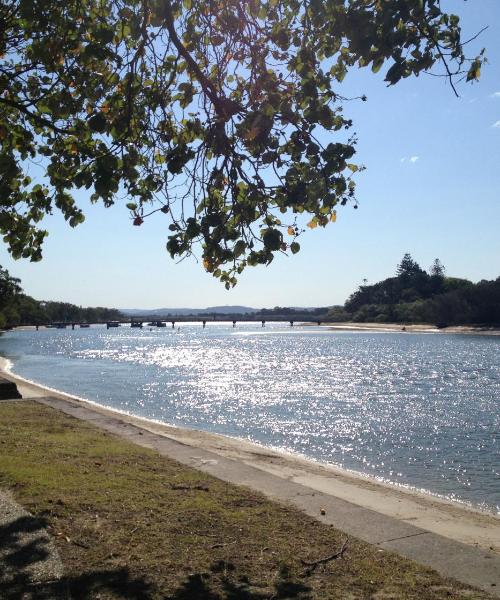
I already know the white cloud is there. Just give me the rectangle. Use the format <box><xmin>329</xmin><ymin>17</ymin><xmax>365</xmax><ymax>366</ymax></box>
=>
<box><xmin>491</xmin><ymin>92</ymin><xmax>500</xmax><ymax>98</ymax></box>
<box><xmin>409</xmin><ymin>156</ymin><xmax>419</xmax><ymax>163</ymax></box>
<box><xmin>400</xmin><ymin>157</ymin><xmax>406</xmax><ymax>163</ymax></box>
<box><xmin>492</xmin><ymin>121</ymin><xmax>500</xmax><ymax>128</ymax></box>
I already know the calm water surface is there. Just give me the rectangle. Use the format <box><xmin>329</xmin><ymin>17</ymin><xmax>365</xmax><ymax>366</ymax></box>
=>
<box><xmin>1</xmin><ymin>324</ymin><xmax>499</xmax><ymax>513</ymax></box>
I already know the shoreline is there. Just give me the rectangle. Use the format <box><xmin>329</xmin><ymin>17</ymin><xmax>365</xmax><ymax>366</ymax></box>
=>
<box><xmin>5</xmin><ymin>320</ymin><xmax>500</xmax><ymax>337</ymax></box>
<box><xmin>5</xmin><ymin>321</ymin><xmax>500</xmax><ymax>335</ymax></box>
<box><xmin>1</xmin><ymin>355</ymin><xmax>499</xmax><ymax>556</ymax></box>
<box><xmin>321</xmin><ymin>322</ymin><xmax>500</xmax><ymax>335</ymax></box>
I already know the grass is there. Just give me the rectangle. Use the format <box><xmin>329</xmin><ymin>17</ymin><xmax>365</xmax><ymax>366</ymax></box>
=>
<box><xmin>0</xmin><ymin>400</ymin><xmax>494</xmax><ymax>599</ymax></box>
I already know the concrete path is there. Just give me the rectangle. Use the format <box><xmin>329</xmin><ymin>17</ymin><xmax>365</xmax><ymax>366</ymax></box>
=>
<box><xmin>17</xmin><ymin>394</ymin><xmax>498</xmax><ymax>597</ymax></box>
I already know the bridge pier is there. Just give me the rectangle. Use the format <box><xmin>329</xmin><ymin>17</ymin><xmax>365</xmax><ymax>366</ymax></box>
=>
<box><xmin>202</xmin><ymin>320</ymin><xmax>206</xmax><ymax>328</ymax></box>
<box><xmin>232</xmin><ymin>320</ymin><xmax>236</xmax><ymax>328</ymax></box>
<box><xmin>262</xmin><ymin>320</ymin><xmax>265</xmax><ymax>327</ymax></box>
<box><xmin>171</xmin><ymin>321</ymin><xmax>175</xmax><ymax>329</ymax></box>
<box><xmin>290</xmin><ymin>321</ymin><xmax>294</xmax><ymax>327</ymax></box>
<box><xmin>72</xmin><ymin>323</ymin><xmax>75</xmax><ymax>330</ymax></box>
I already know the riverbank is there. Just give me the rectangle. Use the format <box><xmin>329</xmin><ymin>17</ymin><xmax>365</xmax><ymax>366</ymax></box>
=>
<box><xmin>318</xmin><ymin>322</ymin><xmax>500</xmax><ymax>335</ymax></box>
<box><xmin>2</xmin><ymin>358</ymin><xmax>499</xmax><ymax>556</ymax></box>
<box><xmin>6</xmin><ymin>322</ymin><xmax>500</xmax><ymax>335</ymax></box>
<box><xmin>3</xmin><ymin>400</ymin><xmax>498</xmax><ymax>598</ymax></box>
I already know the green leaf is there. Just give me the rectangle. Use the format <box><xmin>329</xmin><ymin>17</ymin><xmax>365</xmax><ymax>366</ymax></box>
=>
<box><xmin>262</xmin><ymin>228</ymin><xmax>282</xmax><ymax>251</ymax></box>
<box><xmin>88</xmin><ymin>113</ymin><xmax>107</xmax><ymax>133</ymax></box>
<box><xmin>371</xmin><ymin>58</ymin><xmax>384</xmax><ymax>73</ymax></box>
<box><xmin>233</xmin><ymin>240</ymin><xmax>246</xmax><ymax>257</ymax></box>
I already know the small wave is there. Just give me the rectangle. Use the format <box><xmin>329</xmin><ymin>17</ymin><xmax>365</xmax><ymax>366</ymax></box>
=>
<box><xmin>0</xmin><ymin>355</ymin><xmax>13</xmax><ymax>372</ymax></box>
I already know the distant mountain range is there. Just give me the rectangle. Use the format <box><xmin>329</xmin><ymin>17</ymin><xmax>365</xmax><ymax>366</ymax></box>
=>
<box><xmin>120</xmin><ymin>306</ymin><xmax>259</xmax><ymax>316</ymax></box>
<box><xmin>120</xmin><ymin>305</ymin><xmax>325</xmax><ymax>316</ymax></box>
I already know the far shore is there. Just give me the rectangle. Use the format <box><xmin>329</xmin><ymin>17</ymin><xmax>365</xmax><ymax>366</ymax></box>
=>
<box><xmin>1</xmin><ymin>355</ymin><xmax>499</xmax><ymax>556</ymax></box>
<box><xmin>3</xmin><ymin>321</ymin><xmax>500</xmax><ymax>335</ymax></box>
<box><xmin>308</xmin><ymin>322</ymin><xmax>500</xmax><ymax>335</ymax></box>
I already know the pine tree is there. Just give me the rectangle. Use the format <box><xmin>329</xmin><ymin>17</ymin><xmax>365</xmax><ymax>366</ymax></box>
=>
<box><xmin>430</xmin><ymin>259</ymin><xmax>446</xmax><ymax>278</ymax></box>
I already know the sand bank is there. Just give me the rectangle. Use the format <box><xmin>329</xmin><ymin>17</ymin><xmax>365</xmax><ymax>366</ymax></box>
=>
<box><xmin>303</xmin><ymin>322</ymin><xmax>500</xmax><ymax>335</ymax></box>
<box><xmin>1</xmin><ymin>357</ymin><xmax>499</xmax><ymax>556</ymax></box>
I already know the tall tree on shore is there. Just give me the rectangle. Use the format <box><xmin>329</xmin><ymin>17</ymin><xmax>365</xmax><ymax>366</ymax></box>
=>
<box><xmin>430</xmin><ymin>258</ymin><xmax>446</xmax><ymax>278</ymax></box>
<box><xmin>396</xmin><ymin>253</ymin><xmax>424</xmax><ymax>278</ymax></box>
<box><xmin>0</xmin><ymin>0</ymin><xmax>484</xmax><ymax>286</ymax></box>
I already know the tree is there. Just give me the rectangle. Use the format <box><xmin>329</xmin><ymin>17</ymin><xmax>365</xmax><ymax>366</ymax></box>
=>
<box><xmin>428</xmin><ymin>257</ymin><xmax>445</xmax><ymax>294</ymax></box>
<box><xmin>0</xmin><ymin>264</ymin><xmax>22</xmax><ymax>309</ymax></box>
<box><xmin>430</xmin><ymin>258</ymin><xmax>445</xmax><ymax>278</ymax></box>
<box><xmin>0</xmin><ymin>264</ymin><xmax>22</xmax><ymax>327</ymax></box>
<box><xmin>396</xmin><ymin>253</ymin><xmax>423</xmax><ymax>278</ymax></box>
<box><xmin>0</xmin><ymin>0</ymin><xmax>484</xmax><ymax>287</ymax></box>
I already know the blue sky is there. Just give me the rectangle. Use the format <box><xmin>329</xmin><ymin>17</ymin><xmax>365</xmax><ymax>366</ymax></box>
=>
<box><xmin>1</xmin><ymin>1</ymin><xmax>499</xmax><ymax>309</ymax></box>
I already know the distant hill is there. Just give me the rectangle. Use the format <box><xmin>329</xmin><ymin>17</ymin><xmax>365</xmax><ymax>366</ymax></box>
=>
<box><xmin>119</xmin><ymin>305</ymin><xmax>330</xmax><ymax>317</ymax></box>
<box><xmin>120</xmin><ymin>306</ymin><xmax>259</xmax><ymax>316</ymax></box>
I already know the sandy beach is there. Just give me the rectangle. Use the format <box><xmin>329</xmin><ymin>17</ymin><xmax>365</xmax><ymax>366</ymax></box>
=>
<box><xmin>1</xmin><ymin>355</ymin><xmax>499</xmax><ymax>557</ymax></box>
<box><xmin>317</xmin><ymin>322</ymin><xmax>500</xmax><ymax>335</ymax></box>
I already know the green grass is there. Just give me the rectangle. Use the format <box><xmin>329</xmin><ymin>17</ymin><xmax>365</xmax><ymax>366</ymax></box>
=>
<box><xmin>0</xmin><ymin>401</ymin><xmax>493</xmax><ymax>599</ymax></box>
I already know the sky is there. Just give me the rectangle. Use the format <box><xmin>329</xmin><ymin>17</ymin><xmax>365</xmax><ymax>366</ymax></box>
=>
<box><xmin>1</xmin><ymin>1</ymin><xmax>499</xmax><ymax>310</ymax></box>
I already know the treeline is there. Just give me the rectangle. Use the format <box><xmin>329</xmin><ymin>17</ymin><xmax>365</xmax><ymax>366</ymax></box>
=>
<box><xmin>0</xmin><ymin>265</ymin><xmax>123</xmax><ymax>328</ymax></box>
<box><xmin>3</xmin><ymin>257</ymin><xmax>499</xmax><ymax>329</ymax></box>
<box><xmin>327</xmin><ymin>254</ymin><xmax>500</xmax><ymax>326</ymax></box>
<box><xmin>257</xmin><ymin>306</ymin><xmax>327</xmax><ymax>317</ymax></box>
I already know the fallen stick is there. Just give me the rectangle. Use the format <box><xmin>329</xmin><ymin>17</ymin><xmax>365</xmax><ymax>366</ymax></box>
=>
<box><xmin>169</xmin><ymin>484</ymin><xmax>210</xmax><ymax>491</ymax></box>
<box><xmin>210</xmin><ymin>539</ymin><xmax>236</xmax><ymax>549</ymax></box>
<box><xmin>300</xmin><ymin>538</ymin><xmax>349</xmax><ymax>572</ymax></box>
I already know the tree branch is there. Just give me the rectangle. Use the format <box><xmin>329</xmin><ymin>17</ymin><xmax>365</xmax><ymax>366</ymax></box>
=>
<box><xmin>161</xmin><ymin>0</ymin><xmax>241</xmax><ymax>120</ymax></box>
<box><xmin>0</xmin><ymin>97</ymin><xmax>69</xmax><ymax>133</ymax></box>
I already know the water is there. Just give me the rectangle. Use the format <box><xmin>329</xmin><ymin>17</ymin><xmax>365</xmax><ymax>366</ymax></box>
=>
<box><xmin>1</xmin><ymin>324</ymin><xmax>499</xmax><ymax>513</ymax></box>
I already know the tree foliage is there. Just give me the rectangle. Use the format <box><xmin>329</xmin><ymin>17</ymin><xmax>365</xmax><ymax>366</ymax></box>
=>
<box><xmin>342</xmin><ymin>254</ymin><xmax>500</xmax><ymax>326</ymax></box>
<box><xmin>0</xmin><ymin>0</ymin><xmax>484</xmax><ymax>286</ymax></box>
<box><xmin>0</xmin><ymin>263</ymin><xmax>21</xmax><ymax>304</ymax></box>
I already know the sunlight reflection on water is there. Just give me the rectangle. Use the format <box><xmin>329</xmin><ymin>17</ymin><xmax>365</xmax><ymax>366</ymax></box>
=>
<box><xmin>1</xmin><ymin>323</ymin><xmax>499</xmax><ymax>513</ymax></box>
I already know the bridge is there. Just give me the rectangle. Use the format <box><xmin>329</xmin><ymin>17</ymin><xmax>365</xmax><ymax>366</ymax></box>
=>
<box><xmin>39</xmin><ymin>315</ymin><xmax>327</xmax><ymax>330</ymax></box>
<box><xmin>124</xmin><ymin>316</ymin><xmax>326</xmax><ymax>329</ymax></box>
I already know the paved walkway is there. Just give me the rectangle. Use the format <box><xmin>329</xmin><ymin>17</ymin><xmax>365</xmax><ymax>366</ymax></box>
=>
<box><xmin>20</xmin><ymin>394</ymin><xmax>500</xmax><ymax>597</ymax></box>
